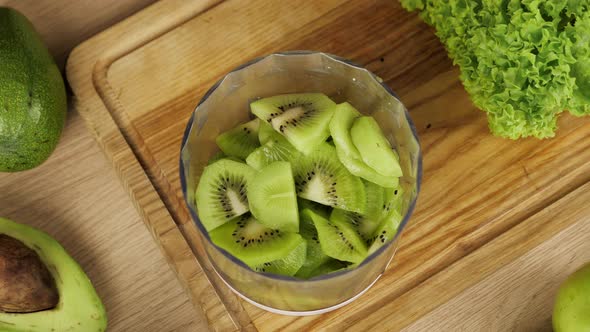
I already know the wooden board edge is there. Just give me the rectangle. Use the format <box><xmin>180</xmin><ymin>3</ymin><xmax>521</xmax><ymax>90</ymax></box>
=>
<box><xmin>65</xmin><ymin>1</ymin><xmax>257</xmax><ymax>331</ymax></box>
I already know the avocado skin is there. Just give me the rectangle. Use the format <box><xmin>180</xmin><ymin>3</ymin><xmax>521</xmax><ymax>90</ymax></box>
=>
<box><xmin>0</xmin><ymin>7</ymin><xmax>67</xmax><ymax>172</ymax></box>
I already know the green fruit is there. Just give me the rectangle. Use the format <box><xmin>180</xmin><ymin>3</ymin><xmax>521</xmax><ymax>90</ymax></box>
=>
<box><xmin>216</xmin><ymin>119</ymin><xmax>260</xmax><ymax>160</ymax></box>
<box><xmin>350</xmin><ymin>116</ymin><xmax>403</xmax><ymax>178</ymax></box>
<box><xmin>195</xmin><ymin>159</ymin><xmax>256</xmax><ymax>231</ymax></box>
<box><xmin>248</xmin><ymin>161</ymin><xmax>299</xmax><ymax>232</ymax></box>
<box><xmin>251</xmin><ymin>93</ymin><xmax>336</xmax><ymax>154</ymax></box>
<box><xmin>553</xmin><ymin>263</ymin><xmax>590</xmax><ymax>332</ymax></box>
<box><xmin>209</xmin><ymin>214</ymin><xmax>304</xmax><ymax>268</ymax></box>
<box><xmin>330</xmin><ymin>103</ymin><xmax>399</xmax><ymax>188</ymax></box>
<box><xmin>0</xmin><ymin>217</ymin><xmax>106</xmax><ymax>331</ymax></box>
<box><xmin>0</xmin><ymin>8</ymin><xmax>67</xmax><ymax>172</ymax></box>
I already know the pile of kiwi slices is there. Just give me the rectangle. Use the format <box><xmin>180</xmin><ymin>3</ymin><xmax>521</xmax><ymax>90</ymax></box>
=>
<box><xmin>195</xmin><ymin>93</ymin><xmax>404</xmax><ymax>279</ymax></box>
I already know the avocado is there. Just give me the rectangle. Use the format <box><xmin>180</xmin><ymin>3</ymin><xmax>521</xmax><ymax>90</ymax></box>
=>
<box><xmin>0</xmin><ymin>8</ymin><xmax>67</xmax><ymax>172</ymax></box>
<box><xmin>0</xmin><ymin>217</ymin><xmax>107</xmax><ymax>331</ymax></box>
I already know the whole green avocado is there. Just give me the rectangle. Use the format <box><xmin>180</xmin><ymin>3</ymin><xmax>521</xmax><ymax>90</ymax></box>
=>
<box><xmin>0</xmin><ymin>7</ymin><xmax>67</xmax><ymax>172</ymax></box>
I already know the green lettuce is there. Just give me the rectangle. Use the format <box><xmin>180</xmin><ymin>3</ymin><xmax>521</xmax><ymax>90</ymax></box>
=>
<box><xmin>400</xmin><ymin>0</ymin><xmax>590</xmax><ymax>139</ymax></box>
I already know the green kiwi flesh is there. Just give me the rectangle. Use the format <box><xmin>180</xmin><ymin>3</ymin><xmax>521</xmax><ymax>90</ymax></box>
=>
<box><xmin>195</xmin><ymin>159</ymin><xmax>256</xmax><ymax>231</ymax></box>
<box><xmin>367</xmin><ymin>211</ymin><xmax>401</xmax><ymax>255</ymax></box>
<box><xmin>292</xmin><ymin>143</ymin><xmax>366</xmax><ymax>214</ymax></box>
<box><xmin>248</xmin><ymin>162</ymin><xmax>299</xmax><ymax>232</ymax></box>
<box><xmin>367</xmin><ymin>186</ymin><xmax>405</xmax><ymax>254</ymax></box>
<box><xmin>258</xmin><ymin>120</ymin><xmax>281</xmax><ymax>145</ymax></box>
<box><xmin>245</xmin><ymin>134</ymin><xmax>299</xmax><ymax>170</ymax></box>
<box><xmin>329</xmin><ymin>180</ymin><xmax>385</xmax><ymax>246</ymax></box>
<box><xmin>294</xmin><ymin>206</ymin><xmax>332</xmax><ymax>278</ymax></box>
<box><xmin>208</xmin><ymin>151</ymin><xmax>227</xmax><ymax>165</ymax></box>
<box><xmin>255</xmin><ymin>240</ymin><xmax>307</xmax><ymax>276</ymax></box>
<box><xmin>196</xmin><ymin>93</ymin><xmax>408</xmax><ymax>279</ymax></box>
<box><xmin>306</xmin><ymin>259</ymin><xmax>350</xmax><ymax>278</ymax></box>
<box><xmin>209</xmin><ymin>214</ymin><xmax>305</xmax><ymax>267</ymax></box>
<box><xmin>251</xmin><ymin>93</ymin><xmax>336</xmax><ymax>154</ymax></box>
<box><xmin>216</xmin><ymin>119</ymin><xmax>260</xmax><ymax>160</ymax></box>
<box><xmin>303</xmin><ymin>208</ymin><xmax>367</xmax><ymax>263</ymax></box>
<box><xmin>350</xmin><ymin>116</ymin><xmax>402</xmax><ymax>178</ymax></box>
<box><xmin>271</xmin><ymin>103</ymin><xmax>335</xmax><ymax>154</ymax></box>
<box><xmin>330</xmin><ymin>103</ymin><xmax>399</xmax><ymax>187</ymax></box>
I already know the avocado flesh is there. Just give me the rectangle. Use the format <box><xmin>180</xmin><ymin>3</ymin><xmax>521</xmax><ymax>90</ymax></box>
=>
<box><xmin>0</xmin><ymin>8</ymin><xmax>67</xmax><ymax>172</ymax></box>
<box><xmin>0</xmin><ymin>218</ymin><xmax>107</xmax><ymax>332</ymax></box>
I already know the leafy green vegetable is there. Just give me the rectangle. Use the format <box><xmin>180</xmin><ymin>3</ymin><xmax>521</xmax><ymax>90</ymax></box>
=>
<box><xmin>400</xmin><ymin>0</ymin><xmax>590</xmax><ymax>139</ymax></box>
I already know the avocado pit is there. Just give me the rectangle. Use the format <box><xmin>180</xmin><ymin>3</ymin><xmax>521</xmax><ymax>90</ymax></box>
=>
<box><xmin>0</xmin><ymin>234</ymin><xmax>58</xmax><ymax>313</ymax></box>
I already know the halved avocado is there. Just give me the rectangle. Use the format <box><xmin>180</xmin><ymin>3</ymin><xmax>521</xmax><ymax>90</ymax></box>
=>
<box><xmin>0</xmin><ymin>217</ymin><xmax>107</xmax><ymax>331</ymax></box>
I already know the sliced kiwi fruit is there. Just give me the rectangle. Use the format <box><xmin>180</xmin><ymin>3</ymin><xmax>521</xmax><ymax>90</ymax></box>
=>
<box><xmin>329</xmin><ymin>103</ymin><xmax>361</xmax><ymax>156</ymax></box>
<box><xmin>304</xmin><ymin>208</ymin><xmax>367</xmax><ymax>264</ymax></box>
<box><xmin>367</xmin><ymin>211</ymin><xmax>401</xmax><ymax>255</ymax></box>
<box><xmin>292</xmin><ymin>143</ymin><xmax>366</xmax><ymax>214</ymax></box>
<box><xmin>254</xmin><ymin>240</ymin><xmax>307</xmax><ymax>276</ymax></box>
<box><xmin>251</xmin><ymin>93</ymin><xmax>335</xmax><ymax>125</ymax></box>
<box><xmin>216</xmin><ymin>119</ymin><xmax>261</xmax><ymax>160</ymax></box>
<box><xmin>258</xmin><ymin>120</ymin><xmax>281</xmax><ymax>145</ymax></box>
<box><xmin>195</xmin><ymin>159</ymin><xmax>256</xmax><ymax>231</ymax></box>
<box><xmin>367</xmin><ymin>186</ymin><xmax>405</xmax><ymax>254</ymax></box>
<box><xmin>297</xmin><ymin>198</ymin><xmax>331</xmax><ymax>220</ymax></box>
<box><xmin>329</xmin><ymin>180</ymin><xmax>385</xmax><ymax>245</ymax></box>
<box><xmin>381</xmin><ymin>186</ymin><xmax>404</xmax><ymax>220</ymax></box>
<box><xmin>330</xmin><ymin>103</ymin><xmax>399</xmax><ymax>188</ymax></box>
<box><xmin>306</xmin><ymin>259</ymin><xmax>350</xmax><ymax>278</ymax></box>
<box><xmin>248</xmin><ymin>161</ymin><xmax>299</xmax><ymax>232</ymax></box>
<box><xmin>209</xmin><ymin>214</ymin><xmax>305</xmax><ymax>267</ymax></box>
<box><xmin>350</xmin><ymin>116</ymin><xmax>402</xmax><ymax>178</ymax></box>
<box><xmin>246</xmin><ymin>134</ymin><xmax>299</xmax><ymax>170</ymax></box>
<box><xmin>294</xmin><ymin>206</ymin><xmax>332</xmax><ymax>279</ymax></box>
<box><xmin>208</xmin><ymin>151</ymin><xmax>227</xmax><ymax>165</ymax></box>
<box><xmin>251</xmin><ymin>93</ymin><xmax>336</xmax><ymax>154</ymax></box>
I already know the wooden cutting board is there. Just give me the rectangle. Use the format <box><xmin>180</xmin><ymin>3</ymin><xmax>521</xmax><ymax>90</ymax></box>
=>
<box><xmin>66</xmin><ymin>0</ymin><xmax>590</xmax><ymax>330</ymax></box>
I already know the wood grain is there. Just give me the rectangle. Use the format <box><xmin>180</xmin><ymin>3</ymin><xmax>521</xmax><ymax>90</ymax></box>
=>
<box><xmin>0</xmin><ymin>0</ymin><xmax>157</xmax><ymax>70</ymax></box>
<box><xmin>66</xmin><ymin>0</ymin><xmax>590</xmax><ymax>331</ymax></box>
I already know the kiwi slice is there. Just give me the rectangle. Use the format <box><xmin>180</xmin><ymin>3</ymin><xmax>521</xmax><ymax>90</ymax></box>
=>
<box><xmin>255</xmin><ymin>240</ymin><xmax>307</xmax><ymax>276</ymax></box>
<box><xmin>251</xmin><ymin>93</ymin><xmax>336</xmax><ymax>154</ymax></box>
<box><xmin>209</xmin><ymin>214</ymin><xmax>305</xmax><ymax>267</ymax></box>
<box><xmin>382</xmin><ymin>186</ymin><xmax>404</xmax><ymax>219</ymax></box>
<box><xmin>208</xmin><ymin>151</ymin><xmax>227</xmax><ymax>165</ymax></box>
<box><xmin>304</xmin><ymin>208</ymin><xmax>368</xmax><ymax>264</ymax></box>
<box><xmin>297</xmin><ymin>198</ymin><xmax>331</xmax><ymax>220</ymax></box>
<box><xmin>367</xmin><ymin>186</ymin><xmax>405</xmax><ymax>254</ymax></box>
<box><xmin>367</xmin><ymin>211</ymin><xmax>402</xmax><ymax>255</ymax></box>
<box><xmin>245</xmin><ymin>134</ymin><xmax>299</xmax><ymax>170</ymax></box>
<box><xmin>330</xmin><ymin>103</ymin><xmax>399</xmax><ymax>188</ymax></box>
<box><xmin>195</xmin><ymin>159</ymin><xmax>256</xmax><ymax>231</ymax></box>
<box><xmin>329</xmin><ymin>180</ymin><xmax>385</xmax><ymax>245</ymax></box>
<box><xmin>306</xmin><ymin>259</ymin><xmax>350</xmax><ymax>278</ymax></box>
<box><xmin>350</xmin><ymin>116</ymin><xmax>403</xmax><ymax>178</ymax></box>
<box><xmin>294</xmin><ymin>206</ymin><xmax>332</xmax><ymax>279</ymax></box>
<box><xmin>292</xmin><ymin>143</ymin><xmax>366</xmax><ymax>214</ymax></box>
<box><xmin>248</xmin><ymin>161</ymin><xmax>299</xmax><ymax>232</ymax></box>
<box><xmin>336</xmin><ymin>149</ymin><xmax>399</xmax><ymax>188</ymax></box>
<box><xmin>258</xmin><ymin>120</ymin><xmax>281</xmax><ymax>145</ymax></box>
<box><xmin>216</xmin><ymin>119</ymin><xmax>261</xmax><ymax>160</ymax></box>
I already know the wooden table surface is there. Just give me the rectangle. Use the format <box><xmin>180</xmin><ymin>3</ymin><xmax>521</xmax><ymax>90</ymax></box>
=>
<box><xmin>0</xmin><ymin>1</ymin><xmax>208</xmax><ymax>331</ymax></box>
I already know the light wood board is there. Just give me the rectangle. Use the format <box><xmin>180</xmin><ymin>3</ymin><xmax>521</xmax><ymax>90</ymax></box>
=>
<box><xmin>66</xmin><ymin>0</ymin><xmax>590</xmax><ymax>330</ymax></box>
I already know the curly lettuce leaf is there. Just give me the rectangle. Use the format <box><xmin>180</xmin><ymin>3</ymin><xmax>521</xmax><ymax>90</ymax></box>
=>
<box><xmin>400</xmin><ymin>0</ymin><xmax>590</xmax><ymax>139</ymax></box>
